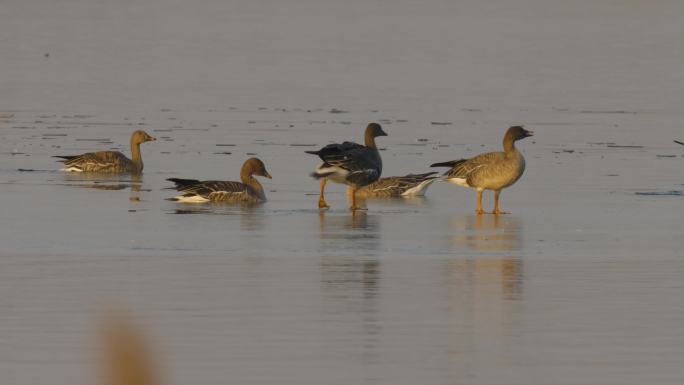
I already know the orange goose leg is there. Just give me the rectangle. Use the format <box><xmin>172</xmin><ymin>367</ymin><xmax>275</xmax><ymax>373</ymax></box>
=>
<box><xmin>350</xmin><ymin>187</ymin><xmax>358</xmax><ymax>210</ymax></box>
<box><xmin>318</xmin><ymin>179</ymin><xmax>330</xmax><ymax>209</ymax></box>
<box><xmin>350</xmin><ymin>187</ymin><xmax>367</xmax><ymax>211</ymax></box>
<box><xmin>492</xmin><ymin>190</ymin><xmax>509</xmax><ymax>215</ymax></box>
<box><xmin>476</xmin><ymin>190</ymin><xmax>484</xmax><ymax>215</ymax></box>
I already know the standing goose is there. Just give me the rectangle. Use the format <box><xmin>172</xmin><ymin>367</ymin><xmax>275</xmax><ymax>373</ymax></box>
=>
<box><xmin>167</xmin><ymin>157</ymin><xmax>272</xmax><ymax>203</ymax></box>
<box><xmin>306</xmin><ymin>123</ymin><xmax>387</xmax><ymax>210</ymax></box>
<box><xmin>431</xmin><ymin>126</ymin><xmax>532</xmax><ymax>215</ymax></box>
<box><xmin>353</xmin><ymin>172</ymin><xmax>439</xmax><ymax>198</ymax></box>
<box><xmin>55</xmin><ymin>130</ymin><xmax>156</xmax><ymax>173</ymax></box>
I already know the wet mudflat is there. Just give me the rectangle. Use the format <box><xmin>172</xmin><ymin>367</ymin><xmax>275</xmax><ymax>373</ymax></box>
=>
<box><xmin>2</xmin><ymin>1</ymin><xmax>684</xmax><ymax>385</ymax></box>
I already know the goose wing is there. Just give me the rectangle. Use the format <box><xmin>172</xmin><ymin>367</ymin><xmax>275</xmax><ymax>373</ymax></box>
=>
<box><xmin>370</xmin><ymin>172</ymin><xmax>438</xmax><ymax>190</ymax></box>
<box><xmin>432</xmin><ymin>152</ymin><xmax>504</xmax><ymax>180</ymax></box>
<box><xmin>361</xmin><ymin>172</ymin><xmax>438</xmax><ymax>196</ymax></box>
<box><xmin>55</xmin><ymin>151</ymin><xmax>130</xmax><ymax>171</ymax></box>
<box><xmin>167</xmin><ymin>178</ymin><xmax>248</xmax><ymax>199</ymax></box>
<box><xmin>308</xmin><ymin>141</ymin><xmax>382</xmax><ymax>186</ymax></box>
<box><xmin>308</xmin><ymin>141</ymin><xmax>366</xmax><ymax>169</ymax></box>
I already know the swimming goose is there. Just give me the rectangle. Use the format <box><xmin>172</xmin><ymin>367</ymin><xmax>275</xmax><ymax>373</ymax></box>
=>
<box><xmin>306</xmin><ymin>123</ymin><xmax>387</xmax><ymax>210</ymax></box>
<box><xmin>431</xmin><ymin>126</ymin><xmax>532</xmax><ymax>215</ymax></box>
<box><xmin>353</xmin><ymin>172</ymin><xmax>439</xmax><ymax>198</ymax></box>
<box><xmin>167</xmin><ymin>157</ymin><xmax>271</xmax><ymax>203</ymax></box>
<box><xmin>55</xmin><ymin>130</ymin><xmax>156</xmax><ymax>173</ymax></box>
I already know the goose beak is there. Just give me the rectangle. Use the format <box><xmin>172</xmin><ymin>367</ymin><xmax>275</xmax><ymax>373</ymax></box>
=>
<box><xmin>264</xmin><ymin>171</ymin><xmax>272</xmax><ymax>179</ymax></box>
<box><xmin>523</xmin><ymin>129</ymin><xmax>534</xmax><ymax>138</ymax></box>
<box><xmin>148</xmin><ymin>136</ymin><xmax>157</xmax><ymax>141</ymax></box>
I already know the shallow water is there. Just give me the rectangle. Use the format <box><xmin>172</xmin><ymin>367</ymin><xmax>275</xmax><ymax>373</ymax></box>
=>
<box><xmin>2</xmin><ymin>1</ymin><xmax>684</xmax><ymax>384</ymax></box>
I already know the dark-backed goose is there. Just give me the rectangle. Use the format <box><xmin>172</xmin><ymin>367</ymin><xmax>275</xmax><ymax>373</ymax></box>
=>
<box><xmin>167</xmin><ymin>157</ymin><xmax>272</xmax><ymax>203</ymax></box>
<box><xmin>55</xmin><ymin>130</ymin><xmax>156</xmax><ymax>173</ymax></box>
<box><xmin>431</xmin><ymin>126</ymin><xmax>532</xmax><ymax>215</ymax></box>
<box><xmin>353</xmin><ymin>172</ymin><xmax>439</xmax><ymax>198</ymax></box>
<box><xmin>306</xmin><ymin>123</ymin><xmax>387</xmax><ymax>210</ymax></box>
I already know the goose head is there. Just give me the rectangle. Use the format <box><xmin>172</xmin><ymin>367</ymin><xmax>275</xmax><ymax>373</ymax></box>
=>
<box><xmin>506</xmin><ymin>126</ymin><xmax>533</xmax><ymax>141</ymax></box>
<box><xmin>131</xmin><ymin>130</ymin><xmax>157</xmax><ymax>145</ymax></box>
<box><xmin>242</xmin><ymin>157</ymin><xmax>272</xmax><ymax>179</ymax></box>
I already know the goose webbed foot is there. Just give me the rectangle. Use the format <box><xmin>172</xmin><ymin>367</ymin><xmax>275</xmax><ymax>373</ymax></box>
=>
<box><xmin>318</xmin><ymin>198</ymin><xmax>330</xmax><ymax>209</ymax></box>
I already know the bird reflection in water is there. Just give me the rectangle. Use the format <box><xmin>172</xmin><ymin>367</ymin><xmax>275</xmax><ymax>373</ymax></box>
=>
<box><xmin>450</xmin><ymin>214</ymin><xmax>522</xmax><ymax>252</ymax></box>
<box><xmin>238</xmin><ymin>204</ymin><xmax>266</xmax><ymax>232</ymax></box>
<box><xmin>317</xmin><ymin>210</ymin><xmax>380</xmax><ymax>243</ymax></box>
<box><xmin>61</xmin><ymin>172</ymin><xmax>146</xmax><ymax>202</ymax></box>
<box><xmin>319</xmin><ymin>238</ymin><xmax>381</xmax><ymax>366</ymax></box>
<box><xmin>447</xmin><ymin>214</ymin><xmax>523</xmax><ymax>299</ymax></box>
<box><xmin>345</xmin><ymin>190</ymin><xmax>433</xmax><ymax>212</ymax></box>
<box><xmin>316</xmin><ymin>208</ymin><xmax>383</xmax><ymax>363</ymax></box>
<box><xmin>170</xmin><ymin>201</ymin><xmax>264</xmax><ymax>218</ymax></box>
<box><xmin>445</xmin><ymin>215</ymin><xmax>524</xmax><ymax>380</ymax></box>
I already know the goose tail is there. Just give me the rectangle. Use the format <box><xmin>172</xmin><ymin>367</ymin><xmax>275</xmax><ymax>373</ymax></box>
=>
<box><xmin>166</xmin><ymin>178</ymin><xmax>200</xmax><ymax>188</ymax></box>
<box><xmin>401</xmin><ymin>178</ymin><xmax>438</xmax><ymax>197</ymax></box>
<box><xmin>430</xmin><ymin>160</ymin><xmax>465</xmax><ymax>168</ymax></box>
<box><xmin>310</xmin><ymin>171</ymin><xmax>335</xmax><ymax>180</ymax></box>
<box><xmin>53</xmin><ymin>155</ymin><xmax>77</xmax><ymax>162</ymax></box>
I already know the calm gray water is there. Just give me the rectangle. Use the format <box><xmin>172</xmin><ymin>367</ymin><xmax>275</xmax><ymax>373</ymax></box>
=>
<box><xmin>2</xmin><ymin>1</ymin><xmax>684</xmax><ymax>384</ymax></box>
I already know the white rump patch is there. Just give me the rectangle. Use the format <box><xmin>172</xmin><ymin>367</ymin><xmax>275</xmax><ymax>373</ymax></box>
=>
<box><xmin>174</xmin><ymin>195</ymin><xmax>210</xmax><ymax>203</ymax></box>
<box><xmin>316</xmin><ymin>165</ymin><xmax>348</xmax><ymax>183</ymax></box>
<box><xmin>446</xmin><ymin>177</ymin><xmax>470</xmax><ymax>188</ymax></box>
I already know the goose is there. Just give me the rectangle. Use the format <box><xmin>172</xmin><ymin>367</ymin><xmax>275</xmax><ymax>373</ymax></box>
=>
<box><xmin>431</xmin><ymin>125</ymin><xmax>532</xmax><ymax>215</ymax></box>
<box><xmin>167</xmin><ymin>157</ymin><xmax>271</xmax><ymax>203</ymax></box>
<box><xmin>306</xmin><ymin>123</ymin><xmax>387</xmax><ymax>210</ymax></box>
<box><xmin>55</xmin><ymin>130</ymin><xmax>156</xmax><ymax>173</ymax></box>
<box><xmin>353</xmin><ymin>172</ymin><xmax>439</xmax><ymax>198</ymax></box>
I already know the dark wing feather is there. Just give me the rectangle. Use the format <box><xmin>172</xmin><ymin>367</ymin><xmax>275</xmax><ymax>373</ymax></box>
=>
<box><xmin>430</xmin><ymin>160</ymin><xmax>465</xmax><ymax>168</ymax></box>
<box><xmin>166</xmin><ymin>178</ymin><xmax>201</xmax><ymax>189</ymax></box>
<box><xmin>313</xmin><ymin>141</ymin><xmax>366</xmax><ymax>168</ymax></box>
<box><xmin>168</xmin><ymin>179</ymin><xmax>247</xmax><ymax>197</ymax></box>
<box><xmin>53</xmin><ymin>155</ymin><xmax>80</xmax><ymax>162</ymax></box>
<box><xmin>401</xmin><ymin>172</ymin><xmax>439</xmax><ymax>181</ymax></box>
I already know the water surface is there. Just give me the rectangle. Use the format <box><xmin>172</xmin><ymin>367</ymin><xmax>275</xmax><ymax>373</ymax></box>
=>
<box><xmin>2</xmin><ymin>1</ymin><xmax>684</xmax><ymax>384</ymax></box>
